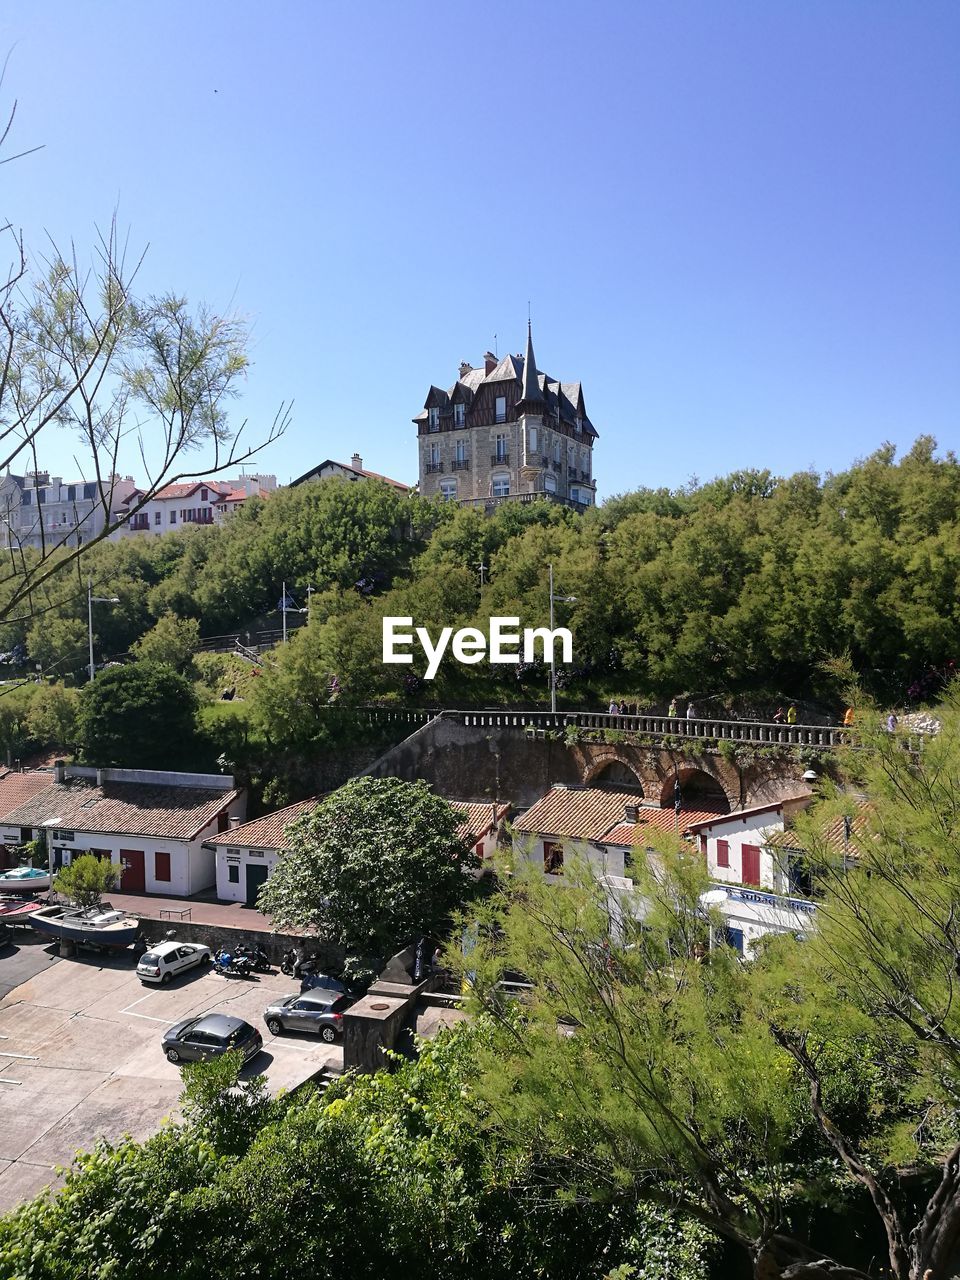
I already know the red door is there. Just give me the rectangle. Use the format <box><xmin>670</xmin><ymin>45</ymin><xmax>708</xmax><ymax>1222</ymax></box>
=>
<box><xmin>741</xmin><ymin>844</ymin><xmax>761</xmax><ymax>887</ymax></box>
<box><xmin>120</xmin><ymin>849</ymin><xmax>145</xmax><ymax>892</ymax></box>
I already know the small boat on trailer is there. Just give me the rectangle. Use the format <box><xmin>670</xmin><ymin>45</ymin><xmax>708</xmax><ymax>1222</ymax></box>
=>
<box><xmin>0</xmin><ymin>866</ymin><xmax>50</xmax><ymax>891</ymax></box>
<box><xmin>0</xmin><ymin>896</ymin><xmax>47</xmax><ymax>923</ymax></box>
<box><xmin>29</xmin><ymin>903</ymin><xmax>141</xmax><ymax>949</ymax></box>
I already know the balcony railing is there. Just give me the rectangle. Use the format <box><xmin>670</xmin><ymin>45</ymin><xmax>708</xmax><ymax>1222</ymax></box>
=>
<box><xmin>491</xmin><ymin>452</ymin><xmax>509</xmax><ymax>466</ymax></box>
<box><xmin>424</xmin><ymin>461</ymin><xmax>443</xmax><ymax>474</ymax></box>
<box><xmin>451</xmin><ymin>457</ymin><xmax>470</xmax><ymax>471</ymax></box>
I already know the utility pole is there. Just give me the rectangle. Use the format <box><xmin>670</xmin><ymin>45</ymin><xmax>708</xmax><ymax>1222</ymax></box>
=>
<box><xmin>282</xmin><ymin>580</ymin><xmax>287</xmax><ymax>645</ymax></box>
<box><xmin>478</xmin><ymin>560</ymin><xmax>487</xmax><ymax>587</ymax></box>
<box><xmin>547</xmin><ymin>562</ymin><xmax>578</xmax><ymax>714</ymax></box>
<box><xmin>87</xmin><ymin>578</ymin><xmax>120</xmax><ymax>682</ymax></box>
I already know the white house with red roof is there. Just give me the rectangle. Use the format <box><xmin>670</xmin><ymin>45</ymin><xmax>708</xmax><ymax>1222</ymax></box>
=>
<box><xmin>208</xmin><ymin>798</ymin><xmax>318</xmax><ymax>906</ymax></box>
<box><xmin>0</xmin><ymin>763</ymin><xmax>246</xmax><ymax>897</ymax></box>
<box><xmin>117</xmin><ymin>474</ymin><xmax>277</xmax><ymax>536</ymax></box>
<box><xmin>514</xmin><ymin>785</ymin><xmax>824</xmax><ymax>955</ymax></box>
<box><xmin>512</xmin><ymin>786</ymin><xmax>721</xmax><ymax>883</ymax></box>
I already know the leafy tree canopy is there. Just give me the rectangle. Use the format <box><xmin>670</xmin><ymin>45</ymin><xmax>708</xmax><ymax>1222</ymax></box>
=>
<box><xmin>257</xmin><ymin>776</ymin><xmax>479</xmax><ymax>956</ymax></box>
<box><xmin>76</xmin><ymin>662</ymin><xmax>199</xmax><ymax>768</ymax></box>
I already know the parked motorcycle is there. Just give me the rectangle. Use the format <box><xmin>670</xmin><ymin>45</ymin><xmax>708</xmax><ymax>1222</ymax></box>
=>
<box><xmin>213</xmin><ymin>948</ymin><xmax>253</xmax><ymax>979</ymax></box>
<box><xmin>235</xmin><ymin>941</ymin><xmax>271</xmax><ymax>973</ymax></box>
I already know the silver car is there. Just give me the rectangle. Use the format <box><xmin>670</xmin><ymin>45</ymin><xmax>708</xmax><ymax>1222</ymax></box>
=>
<box><xmin>263</xmin><ymin>990</ymin><xmax>350</xmax><ymax>1042</ymax></box>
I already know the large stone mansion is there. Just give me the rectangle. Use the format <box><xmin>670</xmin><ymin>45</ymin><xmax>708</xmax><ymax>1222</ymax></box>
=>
<box><xmin>413</xmin><ymin>325</ymin><xmax>597</xmax><ymax>508</ymax></box>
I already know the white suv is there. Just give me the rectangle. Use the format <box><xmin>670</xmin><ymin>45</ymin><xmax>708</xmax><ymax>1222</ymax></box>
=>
<box><xmin>137</xmin><ymin>940</ymin><xmax>212</xmax><ymax>985</ymax></box>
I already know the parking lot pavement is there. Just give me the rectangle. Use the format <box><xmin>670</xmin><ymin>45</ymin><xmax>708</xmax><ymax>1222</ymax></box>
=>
<box><xmin>0</xmin><ymin>933</ymin><xmax>60</xmax><ymax>1001</ymax></box>
<box><xmin>0</xmin><ymin>951</ymin><xmax>342</xmax><ymax>1212</ymax></box>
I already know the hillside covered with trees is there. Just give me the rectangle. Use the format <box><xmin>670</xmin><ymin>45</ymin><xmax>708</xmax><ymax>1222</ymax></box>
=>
<box><xmin>0</xmin><ymin>438</ymin><xmax>957</xmax><ymax>771</ymax></box>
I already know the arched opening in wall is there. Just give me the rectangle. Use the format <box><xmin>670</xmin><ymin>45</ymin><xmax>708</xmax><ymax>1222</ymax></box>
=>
<box><xmin>660</xmin><ymin>769</ymin><xmax>730</xmax><ymax>814</ymax></box>
<box><xmin>591</xmin><ymin>760</ymin><xmax>644</xmax><ymax>794</ymax></box>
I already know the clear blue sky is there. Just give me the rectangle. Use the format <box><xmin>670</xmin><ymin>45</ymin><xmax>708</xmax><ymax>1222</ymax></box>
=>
<box><xmin>3</xmin><ymin>1</ymin><xmax>958</xmax><ymax>497</ymax></box>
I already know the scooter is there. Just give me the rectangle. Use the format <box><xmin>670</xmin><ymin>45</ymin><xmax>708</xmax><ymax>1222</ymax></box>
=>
<box><xmin>235</xmin><ymin>941</ymin><xmax>271</xmax><ymax>973</ymax></box>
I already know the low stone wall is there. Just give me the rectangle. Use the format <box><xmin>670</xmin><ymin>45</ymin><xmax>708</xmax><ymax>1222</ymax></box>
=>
<box><xmin>137</xmin><ymin>916</ymin><xmax>344</xmax><ymax>970</ymax></box>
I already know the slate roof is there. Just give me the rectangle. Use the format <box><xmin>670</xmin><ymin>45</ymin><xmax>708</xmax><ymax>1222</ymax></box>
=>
<box><xmin>2</xmin><ymin>778</ymin><xmax>240</xmax><ymax>842</ymax></box>
<box><xmin>289</xmin><ymin>460</ymin><xmax>410</xmax><ymax>492</ymax></box>
<box><xmin>414</xmin><ymin>330</ymin><xmax>599</xmax><ymax>438</ymax></box>
<box><xmin>0</xmin><ymin>771</ymin><xmax>57</xmax><ymax>824</ymax></box>
<box><xmin>208</xmin><ymin>798</ymin><xmax>319</xmax><ymax>850</ymax></box>
<box><xmin>451</xmin><ymin>801</ymin><xmax>509</xmax><ymax>843</ymax></box>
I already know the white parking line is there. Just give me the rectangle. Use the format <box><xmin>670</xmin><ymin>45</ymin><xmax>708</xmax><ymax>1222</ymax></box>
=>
<box><xmin>0</xmin><ymin>1051</ymin><xmax>37</xmax><ymax>1060</ymax></box>
<box><xmin>265</xmin><ymin>1038</ymin><xmax>322</xmax><ymax>1054</ymax></box>
<box><xmin>119</xmin><ymin>994</ymin><xmax>176</xmax><ymax>1025</ymax></box>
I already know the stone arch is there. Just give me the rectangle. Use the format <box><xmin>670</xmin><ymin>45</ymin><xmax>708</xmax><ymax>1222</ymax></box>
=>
<box><xmin>583</xmin><ymin>756</ymin><xmax>645</xmax><ymax>795</ymax></box>
<box><xmin>659</xmin><ymin>767</ymin><xmax>730</xmax><ymax>814</ymax></box>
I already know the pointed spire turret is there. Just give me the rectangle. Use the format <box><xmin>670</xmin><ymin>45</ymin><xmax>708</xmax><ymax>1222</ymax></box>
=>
<box><xmin>520</xmin><ymin>319</ymin><xmax>544</xmax><ymax>404</ymax></box>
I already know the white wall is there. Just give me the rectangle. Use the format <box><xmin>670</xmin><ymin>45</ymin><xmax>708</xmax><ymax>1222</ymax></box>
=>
<box><xmin>215</xmin><ymin>844</ymin><xmax>281</xmax><ymax>903</ymax></box>
<box><xmin>697</xmin><ymin>810</ymin><xmax>788</xmax><ymax>891</ymax></box>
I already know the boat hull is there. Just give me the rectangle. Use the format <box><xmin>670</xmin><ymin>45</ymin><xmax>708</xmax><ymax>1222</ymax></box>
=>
<box><xmin>0</xmin><ymin>896</ymin><xmax>46</xmax><ymax>921</ymax></box>
<box><xmin>0</xmin><ymin>870</ymin><xmax>50</xmax><ymax>891</ymax></box>
<box><xmin>29</xmin><ymin>906</ymin><xmax>140</xmax><ymax>949</ymax></box>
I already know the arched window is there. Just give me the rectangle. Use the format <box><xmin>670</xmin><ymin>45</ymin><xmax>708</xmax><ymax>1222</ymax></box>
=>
<box><xmin>492</xmin><ymin>474</ymin><xmax>510</xmax><ymax>498</ymax></box>
<box><xmin>543</xmin><ymin>473</ymin><xmax>557</xmax><ymax>493</ymax></box>
<box><xmin>439</xmin><ymin>477</ymin><xmax>458</xmax><ymax>501</ymax></box>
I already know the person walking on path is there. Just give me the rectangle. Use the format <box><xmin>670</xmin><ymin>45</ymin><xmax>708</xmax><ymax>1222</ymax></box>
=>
<box><xmin>787</xmin><ymin>704</ymin><xmax>797</xmax><ymax>725</ymax></box>
<box><xmin>668</xmin><ymin>698</ymin><xmax>677</xmax><ymax>718</ymax></box>
<box><xmin>608</xmin><ymin>699</ymin><xmax>619</xmax><ymax>715</ymax></box>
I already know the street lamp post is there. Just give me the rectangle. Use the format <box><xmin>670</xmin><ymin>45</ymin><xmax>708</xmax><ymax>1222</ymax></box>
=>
<box><xmin>548</xmin><ymin>563</ymin><xmax>577</xmax><ymax>714</ymax></box>
<box><xmin>87</xmin><ymin>579</ymin><xmax>120</xmax><ymax>682</ymax></box>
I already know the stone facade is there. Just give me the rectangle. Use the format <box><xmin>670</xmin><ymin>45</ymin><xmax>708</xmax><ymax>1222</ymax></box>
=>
<box><xmin>413</xmin><ymin>325</ymin><xmax>598</xmax><ymax>508</ymax></box>
<box><xmin>0</xmin><ymin>471</ymin><xmax>138</xmax><ymax>552</ymax></box>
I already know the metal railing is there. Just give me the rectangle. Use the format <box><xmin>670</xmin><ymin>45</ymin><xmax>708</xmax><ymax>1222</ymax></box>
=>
<box><xmin>446</xmin><ymin>708</ymin><xmax>845</xmax><ymax>747</ymax></box>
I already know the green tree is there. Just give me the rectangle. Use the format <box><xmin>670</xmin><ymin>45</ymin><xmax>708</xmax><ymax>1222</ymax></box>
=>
<box><xmin>131</xmin><ymin>611</ymin><xmax>201</xmax><ymax>675</ymax></box>
<box><xmin>25</xmin><ymin>682</ymin><xmax>80</xmax><ymax>752</ymax></box>
<box><xmin>53</xmin><ymin>851</ymin><xmax>121</xmax><ymax>909</ymax></box>
<box><xmin>457</xmin><ymin>692</ymin><xmax>960</xmax><ymax>1280</ymax></box>
<box><xmin>76</xmin><ymin>663</ymin><xmax>199</xmax><ymax>767</ymax></box>
<box><xmin>258</xmin><ymin>776</ymin><xmax>478</xmax><ymax>956</ymax></box>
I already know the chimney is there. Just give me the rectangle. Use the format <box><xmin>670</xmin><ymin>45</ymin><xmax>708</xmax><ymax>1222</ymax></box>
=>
<box><xmin>53</xmin><ymin>759</ymin><xmax>66</xmax><ymax>784</ymax></box>
<box><xmin>458</xmin><ymin>361</ymin><xmax>473</xmax><ymax>379</ymax></box>
<box><xmin>96</xmin><ymin>768</ymin><xmax>104</xmax><ymax>787</ymax></box>
<box><xmin>351</xmin><ymin>453</ymin><xmax>363</xmax><ymax>472</ymax></box>
<box><xmin>484</xmin><ymin>351</ymin><xmax>497</xmax><ymax>375</ymax></box>
<box><xmin>624</xmin><ymin>802</ymin><xmax>640</xmax><ymax>824</ymax></box>
<box><xmin>229</xmin><ymin>814</ymin><xmax>241</xmax><ymax>829</ymax></box>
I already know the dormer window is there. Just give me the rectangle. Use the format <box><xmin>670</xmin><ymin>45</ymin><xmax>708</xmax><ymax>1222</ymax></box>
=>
<box><xmin>454</xmin><ymin>403</ymin><xmax>465</xmax><ymax>427</ymax></box>
<box><xmin>575</xmin><ymin>416</ymin><xmax>582</xmax><ymax>433</ymax></box>
<box><xmin>428</xmin><ymin>407</ymin><xmax>440</xmax><ymax>431</ymax></box>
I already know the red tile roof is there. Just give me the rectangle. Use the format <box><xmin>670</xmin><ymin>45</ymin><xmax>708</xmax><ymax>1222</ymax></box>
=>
<box><xmin>604</xmin><ymin>808</ymin><xmax>731</xmax><ymax>845</ymax></box>
<box><xmin>0</xmin><ymin>771</ymin><xmax>56</xmax><ymax>824</ymax></box>
<box><xmin>765</xmin><ymin>801</ymin><xmax>872</xmax><ymax>859</ymax></box>
<box><xmin>152</xmin><ymin>481</ymin><xmax>229</xmax><ymax>502</ymax></box>
<box><xmin>208</xmin><ymin>798</ymin><xmax>318</xmax><ymax>850</ymax></box>
<box><xmin>2</xmin><ymin>778</ymin><xmax>240</xmax><ymax>841</ymax></box>
<box><xmin>514</xmin><ymin>786</ymin><xmax>729</xmax><ymax>847</ymax></box>
<box><xmin>451</xmin><ymin>801</ymin><xmax>509</xmax><ymax>842</ymax></box>
<box><xmin>514</xmin><ymin>788</ymin><xmax>647</xmax><ymax>841</ymax></box>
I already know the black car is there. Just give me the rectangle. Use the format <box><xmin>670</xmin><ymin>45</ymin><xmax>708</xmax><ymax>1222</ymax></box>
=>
<box><xmin>162</xmin><ymin>1013</ymin><xmax>263</xmax><ymax>1064</ymax></box>
<box><xmin>263</xmin><ymin>990</ymin><xmax>350</xmax><ymax>1042</ymax></box>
